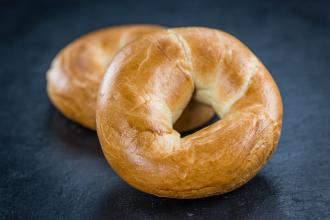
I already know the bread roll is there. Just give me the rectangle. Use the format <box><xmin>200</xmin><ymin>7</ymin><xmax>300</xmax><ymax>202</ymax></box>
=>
<box><xmin>97</xmin><ymin>27</ymin><xmax>283</xmax><ymax>198</ymax></box>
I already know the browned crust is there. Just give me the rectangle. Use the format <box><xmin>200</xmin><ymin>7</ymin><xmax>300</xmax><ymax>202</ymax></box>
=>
<box><xmin>47</xmin><ymin>25</ymin><xmax>214</xmax><ymax>131</ymax></box>
<box><xmin>96</xmin><ymin>27</ymin><xmax>283</xmax><ymax>198</ymax></box>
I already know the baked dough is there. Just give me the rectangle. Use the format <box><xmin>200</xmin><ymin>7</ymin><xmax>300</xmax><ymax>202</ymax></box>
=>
<box><xmin>47</xmin><ymin>25</ymin><xmax>214</xmax><ymax>131</ymax></box>
<box><xmin>97</xmin><ymin>27</ymin><xmax>283</xmax><ymax>198</ymax></box>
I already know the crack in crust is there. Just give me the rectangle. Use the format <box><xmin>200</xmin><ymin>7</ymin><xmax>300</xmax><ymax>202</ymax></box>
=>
<box><xmin>168</xmin><ymin>30</ymin><xmax>192</xmax><ymax>65</ymax></box>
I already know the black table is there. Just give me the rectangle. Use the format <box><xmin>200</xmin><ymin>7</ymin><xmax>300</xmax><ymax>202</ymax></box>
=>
<box><xmin>1</xmin><ymin>0</ymin><xmax>330</xmax><ymax>219</ymax></box>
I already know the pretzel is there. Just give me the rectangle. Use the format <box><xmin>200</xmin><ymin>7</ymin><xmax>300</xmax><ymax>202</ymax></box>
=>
<box><xmin>47</xmin><ymin>25</ymin><xmax>214</xmax><ymax>131</ymax></box>
<box><xmin>97</xmin><ymin>27</ymin><xmax>283</xmax><ymax>198</ymax></box>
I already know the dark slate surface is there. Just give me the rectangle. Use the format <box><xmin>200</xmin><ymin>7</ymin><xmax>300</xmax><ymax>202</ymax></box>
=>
<box><xmin>1</xmin><ymin>0</ymin><xmax>330</xmax><ymax>219</ymax></box>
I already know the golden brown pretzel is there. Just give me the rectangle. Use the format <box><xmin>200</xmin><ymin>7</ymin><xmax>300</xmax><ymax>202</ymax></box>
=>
<box><xmin>97</xmin><ymin>27</ymin><xmax>283</xmax><ymax>198</ymax></box>
<box><xmin>46</xmin><ymin>25</ymin><xmax>214</xmax><ymax>131</ymax></box>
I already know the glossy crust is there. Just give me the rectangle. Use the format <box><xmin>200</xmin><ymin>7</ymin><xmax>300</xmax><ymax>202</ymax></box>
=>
<box><xmin>97</xmin><ymin>27</ymin><xmax>283</xmax><ymax>198</ymax></box>
<box><xmin>47</xmin><ymin>25</ymin><xmax>214</xmax><ymax>131</ymax></box>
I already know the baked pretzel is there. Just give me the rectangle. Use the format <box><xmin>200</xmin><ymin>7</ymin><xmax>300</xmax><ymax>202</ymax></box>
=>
<box><xmin>97</xmin><ymin>27</ymin><xmax>283</xmax><ymax>198</ymax></box>
<box><xmin>47</xmin><ymin>25</ymin><xmax>214</xmax><ymax>131</ymax></box>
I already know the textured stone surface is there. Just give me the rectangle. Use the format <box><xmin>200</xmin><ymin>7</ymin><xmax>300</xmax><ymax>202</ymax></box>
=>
<box><xmin>0</xmin><ymin>0</ymin><xmax>329</xmax><ymax>219</ymax></box>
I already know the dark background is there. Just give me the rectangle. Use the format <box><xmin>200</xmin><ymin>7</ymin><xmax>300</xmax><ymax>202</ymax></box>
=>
<box><xmin>1</xmin><ymin>0</ymin><xmax>330</xmax><ymax>219</ymax></box>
